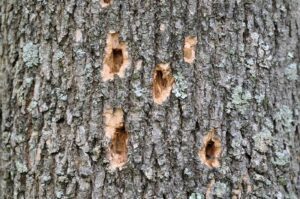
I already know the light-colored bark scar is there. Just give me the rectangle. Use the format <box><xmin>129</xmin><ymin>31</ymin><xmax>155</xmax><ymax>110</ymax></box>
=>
<box><xmin>198</xmin><ymin>128</ymin><xmax>222</xmax><ymax>168</ymax></box>
<box><xmin>103</xmin><ymin>108</ymin><xmax>128</xmax><ymax>170</ymax></box>
<box><xmin>184</xmin><ymin>36</ymin><xmax>197</xmax><ymax>63</ymax></box>
<box><xmin>206</xmin><ymin>178</ymin><xmax>215</xmax><ymax>199</ymax></box>
<box><xmin>75</xmin><ymin>29</ymin><xmax>83</xmax><ymax>42</ymax></box>
<box><xmin>101</xmin><ymin>32</ymin><xmax>130</xmax><ymax>81</ymax></box>
<box><xmin>100</xmin><ymin>0</ymin><xmax>112</xmax><ymax>8</ymax></box>
<box><xmin>152</xmin><ymin>63</ymin><xmax>174</xmax><ymax>104</ymax></box>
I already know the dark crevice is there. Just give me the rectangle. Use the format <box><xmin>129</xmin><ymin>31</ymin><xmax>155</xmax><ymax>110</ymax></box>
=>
<box><xmin>155</xmin><ymin>70</ymin><xmax>167</xmax><ymax>88</ymax></box>
<box><xmin>288</xmin><ymin>21</ymin><xmax>292</xmax><ymax>38</ymax></box>
<box><xmin>205</xmin><ymin>140</ymin><xmax>215</xmax><ymax>159</ymax></box>
<box><xmin>111</xmin><ymin>125</ymin><xmax>128</xmax><ymax>156</ymax></box>
<box><xmin>110</xmin><ymin>48</ymin><xmax>124</xmax><ymax>74</ymax></box>
<box><xmin>56</xmin><ymin>117</ymin><xmax>65</xmax><ymax>123</ymax></box>
<box><xmin>273</xmin><ymin>22</ymin><xmax>279</xmax><ymax>50</ymax></box>
<box><xmin>153</xmin><ymin>66</ymin><xmax>174</xmax><ymax>102</ymax></box>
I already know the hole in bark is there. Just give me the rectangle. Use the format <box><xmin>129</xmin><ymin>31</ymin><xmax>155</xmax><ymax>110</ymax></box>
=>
<box><xmin>110</xmin><ymin>125</ymin><xmax>128</xmax><ymax>156</ymax></box>
<box><xmin>103</xmin><ymin>108</ymin><xmax>129</xmax><ymax>170</ymax></box>
<box><xmin>155</xmin><ymin>70</ymin><xmax>167</xmax><ymax>89</ymax></box>
<box><xmin>184</xmin><ymin>36</ymin><xmax>197</xmax><ymax>63</ymax></box>
<box><xmin>243</xmin><ymin>28</ymin><xmax>250</xmax><ymax>43</ymax></box>
<box><xmin>109</xmin><ymin>124</ymin><xmax>128</xmax><ymax>170</ymax></box>
<box><xmin>205</xmin><ymin>140</ymin><xmax>216</xmax><ymax>160</ymax></box>
<box><xmin>198</xmin><ymin>128</ymin><xmax>222</xmax><ymax>168</ymax></box>
<box><xmin>56</xmin><ymin>117</ymin><xmax>65</xmax><ymax>123</ymax></box>
<box><xmin>102</xmin><ymin>32</ymin><xmax>129</xmax><ymax>81</ymax></box>
<box><xmin>100</xmin><ymin>0</ymin><xmax>112</xmax><ymax>8</ymax></box>
<box><xmin>152</xmin><ymin>63</ymin><xmax>174</xmax><ymax>104</ymax></box>
<box><xmin>109</xmin><ymin>48</ymin><xmax>124</xmax><ymax>73</ymax></box>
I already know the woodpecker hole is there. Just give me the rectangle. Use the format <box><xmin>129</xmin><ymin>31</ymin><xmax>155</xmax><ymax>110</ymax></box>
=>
<box><xmin>109</xmin><ymin>48</ymin><xmax>124</xmax><ymax>73</ymax></box>
<box><xmin>103</xmin><ymin>108</ymin><xmax>129</xmax><ymax>170</ymax></box>
<box><xmin>205</xmin><ymin>140</ymin><xmax>216</xmax><ymax>160</ymax></box>
<box><xmin>109</xmin><ymin>124</ymin><xmax>128</xmax><ymax>168</ymax></box>
<box><xmin>152</xmin><ymin>63</ymin><xmax>174</xmax><ymax>104</ymax></box>
<box><xmin>198</xmin><ymin>128</ymin><xmax>222</xmax><ymax>168</ymax></box>
<box><xmin>102</xmin><ymin>32</ymin><xmax>129</xmax><ymax>81</ymax></box>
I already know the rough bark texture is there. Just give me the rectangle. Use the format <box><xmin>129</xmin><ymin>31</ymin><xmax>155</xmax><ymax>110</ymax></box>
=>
<box><xmin>0</xmin><ymin>0</ymin><xmax>299</xmax><ymax>198</ymax></box>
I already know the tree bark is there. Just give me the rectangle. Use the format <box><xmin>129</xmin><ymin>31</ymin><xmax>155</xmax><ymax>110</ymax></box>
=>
<box><xmin>0</xmin><ymin>0</ymin><xmax>299</xmax><ymax>198</ymax></box>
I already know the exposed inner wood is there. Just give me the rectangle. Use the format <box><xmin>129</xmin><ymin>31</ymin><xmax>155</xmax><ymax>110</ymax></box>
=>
<box><xmin>184</xmin><ymin>36</ymin><xmax>197</xmax><ymax>63</ymax></box>
<box><xmin>110</xmin><ymin>126</ymin><xmax>128</xmax><ymax>155</ymax></box>
<box><xmin>102</xmin><ymin>32</ymin><xmax>129</xmax><ymax>81</ymax></box>
<box><xmin>100</xmin><ymin>0</ymin><xmax>112</xmax><ymax>8</ymax></box>
<box><xmin>152</xmin><ymin>63</ymin><xmax>174</xmax><ymax>104</ymax></box>
<box><xmin>103</xmin><ymin>108</ymin><xmax>129</xmax><ymax>170</ymax></box>
<box><xmin>205</xmin><ymin>140</ymin><xmax>216</xmax><ymax>160</ymax></box>
<box><xmin>198</xmin><ymin>128</ymin><xmax>222</xmax><ymax>168</ymax></box>
<box><xmin>110</xmin><ymin>49</ymin><xmax>124</xmax><ymax>73</ymax></box>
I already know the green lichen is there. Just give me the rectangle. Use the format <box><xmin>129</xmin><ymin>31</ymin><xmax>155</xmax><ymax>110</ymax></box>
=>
<box><xmin>23</xmin><ymin>42</ymin><xmax>39</xmax><ymax>67</ymax></box>
<box><xmin>252</xmin><ymin>127</ymin><xmax>272</xmax><ymax>153</ymax></box>
<box><xmin>231</xmin><ymin>86</ymin><xmax>252</xmax><ymax>114</ymax></box>
<box><xmin>189</xmin><ymin>192</ymin><xmax>204</xmax><ymax>199</ymax></box>
<box><xmin>278</xmin><ymin>176</ymin><xmax>288</xmax><ymax>186</ymax></box>
<box><xmin>55</xmin><ymin>191</ymin><xmax>64</xmax><ymax>198</ymax></box>
<box><xmin>253</xmin><ymin>173</ymin><xmax>271</xmax><ymax>186</ymax></box>
<box><xmin>254</xmin><ymin>93</ymin><xmax>265</xmax><ymax>104</ymax></box>
<box><xmin>25</xmin><ymin>77</ymin><xmax>34</xmax><ymax>85</ymax></box>
<box><xmin>231</xmin><ymin>137</ymin><xmax>243</xmax><ymax>158</ymax></box>
<box><xmin>41</xmin><ymin>175</ymin><xmax>51</xmax><ymax>182</ymax></box>
<box><xmin>274</xmin><ymin>105</ymin><xmax>293</xmax><ymax>133</ymax></box>
<box><xmin>213</xmin><ymin>182</ymin><xmax>228</xmax><ymax>198</ymax></box>
<box><xmin>56</xmin><ymin>88</ymin><xmax>68</xmax><ymax>101</ymax></box>
<box><xmin>15</xmin><ymin>161</ymin><xmax>28</xmax><ymax>173</ymax></box>
<box><xmin>172</xmin><ymin>73</ymin><xmax>188</xmax><ymax>99</ymax></box>
<box><xmin>75</xmin><ymin>48</ymin><xmax>86</xmax><ymax>57</ymax></box>
<box><xmin>54</xmin><ymin>50</ymin><xmax>64</xmax><ymax>61</ymax></box>
<box><xmin>289</xmin><ymin>192</ymin><xmax>298</xmax><ymax>199</ymax></box>
<box><xmin>264</xmin><ymin>118</ymin><xmax>274</xmax><ymax>129</ymax></box>
<box><xmin>287</xmin><ymin>52</ymin><xmax>294</xmax><ymax>58</ymax></box>
<box><xmin>133</xmin><ymin>85</ymin><xmax>146</xmax><ymax>97</ymax></box>
<box><xmin>284</xmin><ymin>63</ymin><xmax>298</xmax><ymax>81</ymax></box>
<box><xmin>272</xmin><ymin>150</ymin><xmax>290</xmax><ymax>166</ymax></box>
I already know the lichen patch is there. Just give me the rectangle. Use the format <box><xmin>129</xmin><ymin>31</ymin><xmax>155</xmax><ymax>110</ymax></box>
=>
<box><xmin>184</xmin><ymin>36</ymin><xmax>197</xmax><ymax>63</ymax></box>
<box><xmin>23</xmin><ymin>42</ymin><xmax>39</xmax><ymax>68</ymax></box>
<box><xmin>103</xmin><ymin>108</ymin><xmax>128</xmax><ymax>170</ymax></box>
<box><xmin>152</xmin><ymin>63</ymin><xmax>174</xmax><ymax>104</ymax></box>
<box><xmin>198</xmin><ymin>128</ymin><xmax>222</xmax><ymax>168</ymax></box>
<box><xmin>101</xmin><ymin>32</ymin><xmax>129</xmax><ymax>81</ymax></box>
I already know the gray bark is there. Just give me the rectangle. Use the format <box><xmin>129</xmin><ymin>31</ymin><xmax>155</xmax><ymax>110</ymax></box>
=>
<box><xmin>0</xmin><ymin>0</ymin><xmax>299</xmax><ymax>198</ymax></box>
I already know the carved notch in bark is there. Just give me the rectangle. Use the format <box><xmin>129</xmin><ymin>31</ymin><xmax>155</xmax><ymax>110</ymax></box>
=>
<box><xmin>102</xmin><ymin>32</ymin><xmax>129</xmax><ymax>81</ymax></box>
<box><xmin>184</xmin><ymin>36</ymin><xmax>197</xmax><ymax>63</ymax></box>
<box><xmin>103</xmin><ymin>108</ymin><xmax>128</xmax><ymax>170</ymax></box>
<box><xmin>152</xmin><ymin>63</ymin><xmax>174</xmax><ymax>104</ymax></box>
<box><xmin>100</xmin><ymin>0</ymin><xmax>112</xmax><ymax>8</ymax></box>
<box><xmin>198</xmin><ymin>128</ymin><xmax>222</xmax><ymax>168</ymax></box>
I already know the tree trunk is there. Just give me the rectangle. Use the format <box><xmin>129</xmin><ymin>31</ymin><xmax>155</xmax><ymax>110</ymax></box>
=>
<box><xmin>0</xmin><ymin>0</ymin><xmax>299</xmax><ymax>198</ymax></box>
